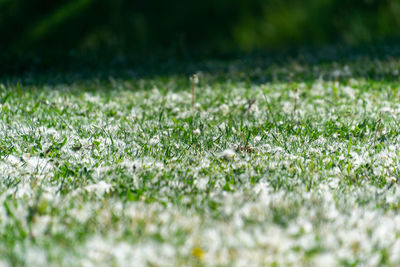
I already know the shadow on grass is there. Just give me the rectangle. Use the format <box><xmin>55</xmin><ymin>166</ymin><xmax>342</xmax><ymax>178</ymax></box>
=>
<box><xmin>1</xmin><ymin>42</ymin><xmax>400</xmax><ymax>88</ymax></box>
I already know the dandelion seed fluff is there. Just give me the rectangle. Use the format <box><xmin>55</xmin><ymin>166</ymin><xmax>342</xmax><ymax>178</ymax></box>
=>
<box><xmin>85</xmin><ymin>181</ymin><xmax>112</xmax><ymax>195</ymax></box>
<box><xmin>222</xmin><ymin>149</ymin><xmax>235</xmax><ymax>160</ymax></box>
<box><xmin>193</xmin><ymin>128</ymin><xmax>201</xmax><ymax>136</ymax></box>
<box><xmin>149</xmin><ymin>135</ymin><xmax>160</xmax><ymax>145</ymax></box>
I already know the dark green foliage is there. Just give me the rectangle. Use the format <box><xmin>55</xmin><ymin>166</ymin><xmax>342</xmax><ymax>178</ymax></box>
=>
<box><xmin>1</xmin><ymin>0</ymin><xmax>400</xmax><ymax>59</ymax></box>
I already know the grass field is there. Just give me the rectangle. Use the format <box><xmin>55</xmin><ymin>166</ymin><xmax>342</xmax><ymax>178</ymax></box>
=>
<box><xmin>2</xmin><ymin>49</ymin><xmax>400</xmax><ymax>266</ymax></box>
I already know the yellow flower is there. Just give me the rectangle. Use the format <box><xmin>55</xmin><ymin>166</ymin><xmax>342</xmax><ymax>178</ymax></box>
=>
<box><xmin>191</xmin><ymin>247</ymin><xmax>204</xmax><ymax>260</ymax></box>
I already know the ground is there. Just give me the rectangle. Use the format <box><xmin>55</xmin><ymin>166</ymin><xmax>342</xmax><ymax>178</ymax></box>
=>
<box><xmin>1</xmin><ymin>49</ymin><xmax>400</xmax><ymax>266</ymax></box>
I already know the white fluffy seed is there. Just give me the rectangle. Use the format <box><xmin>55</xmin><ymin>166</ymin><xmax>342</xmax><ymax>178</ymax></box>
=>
<box><xmin>222</xmin><ymin>149</ymin><xmax>235</xmax><ymax>160</ymax></box>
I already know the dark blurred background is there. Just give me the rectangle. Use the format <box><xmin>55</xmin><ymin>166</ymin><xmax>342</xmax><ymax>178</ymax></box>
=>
<box><xmin>1</xmin><ymin>0</ymin><xmax>400</xmax><ymax>74</ymax></box>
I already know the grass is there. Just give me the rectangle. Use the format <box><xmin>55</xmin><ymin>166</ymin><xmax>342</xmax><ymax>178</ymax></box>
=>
<box><xmin>1</xmin><ymin>48</ymin><xmax>400</xmax><ymax>266</ymax></box>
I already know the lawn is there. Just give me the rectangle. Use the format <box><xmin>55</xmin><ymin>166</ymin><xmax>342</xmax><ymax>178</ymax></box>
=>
<box><xmin>1</xmin><ymin>48</ymin><xmax>400</xmax><ymax>266</ymax></box>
